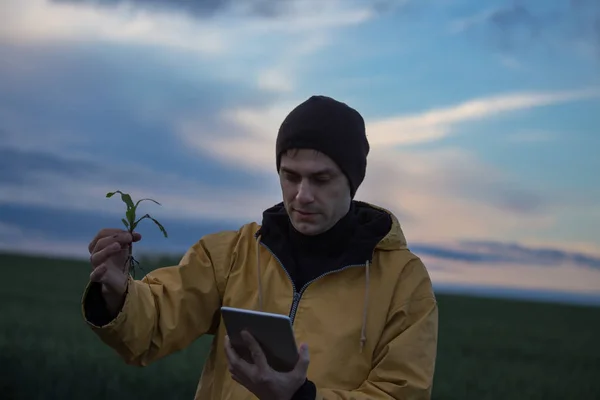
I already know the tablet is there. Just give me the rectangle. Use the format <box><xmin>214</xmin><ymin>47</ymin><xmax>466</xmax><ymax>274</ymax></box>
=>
<box><xmin>220</xmin><ymin>306</ymin><xmax>299</xmax><ymax>372</ymax></box>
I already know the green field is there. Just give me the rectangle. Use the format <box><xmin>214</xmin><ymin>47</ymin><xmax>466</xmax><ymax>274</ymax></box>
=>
<box><xmin>1</xmin><ymin>251</ymin><xmax>599</xmax><ymax>400</ymax></box>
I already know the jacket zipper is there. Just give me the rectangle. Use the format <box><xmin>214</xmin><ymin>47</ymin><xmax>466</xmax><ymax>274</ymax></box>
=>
<box><xmin>258</xmin><ymin>240</ymin><xmax>366</xmax><ymax>324</ymax></box>
<box><xmin>288</xmin><ymin>264</ymin><xmax>366</xmax><ymax>323</ymax></box>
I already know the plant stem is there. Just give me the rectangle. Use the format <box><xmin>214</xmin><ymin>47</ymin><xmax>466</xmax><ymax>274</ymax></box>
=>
<box><xmin>127</xmin><ymin>229</ymin><xmax>134</xmax><ymax>277</ymax></box>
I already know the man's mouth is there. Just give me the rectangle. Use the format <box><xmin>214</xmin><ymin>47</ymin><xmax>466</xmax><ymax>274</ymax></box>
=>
<box><xmin>295</xmin><ymin>209</ymin><xmax>315</xmax><ymax>216</ymax></box>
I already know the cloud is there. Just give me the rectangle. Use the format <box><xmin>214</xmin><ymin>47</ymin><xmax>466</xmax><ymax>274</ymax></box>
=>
<box><xmin>0</xmin><ymin>203</ymin><xmax>239</xmax><ymax>260</ymax></box>
<box><xmin>192</xmin><ymin>88</ymin><xmax>600</xmax><ymax>162</ymax></box>
<box><xmin>0</xmin><ymin>0</ymin><xmax>373</xmax><ymax>96</ymax></box>
<box><xmin>49</xmin><ymin>0</ymin><xmax>388</xmax><ymax>22</ymax></box>
<box><xmin>50</xmin><ymin>0</ymin><xmax>291</xmax><ymax>19</ymax></box>
<box><xmin>0</xmin><ymin>152</ymin><xmax>279</xmax><ymax>224</ymax></box>
<box><xmin>1</xmin><ymin>0</ymin><xmax>373</xmax><ymax>51</ymax></box>
<box><xmin>0</xmin><ymin>148</ymin><xmax>101</xmax><ymax>185</ymax></box>
<box><xmin>179</xmin><ymin>86</ymin><xmax>598</xmax><ymax>170</ymax></box>
<box><xmin>177</xmin><ymin>100</ymin><xmax>297</xmax><ymax>173</ymax></box>
<box><xmin>416</xmin><ymin>240</ymin><xmax>600</xmax><ymax>270</ymax></box>
<box><xmin>424</xmin><ymin>256</ymin><xmax>600</xmax><ymax>296</ymax></box>
<box><xmin>253</xmin><ymin>34</ymin><xmax>333</xmax><ymax>93</ymax></box>
<box><xmin>0</xmin><ymin>4</ymin><xmax>362</xmax><ymax>234</ymax></box>
<box><xmin>0</xmin><ymin>43</ymin><xmax>282</xmax><ymax>224</ymax></box>
<box><xmin>416</xmin><ymin>239</ymin><xmax>600</xmax><ymax>300</ymax></box>
<box><xmin>0</xmin><ymin>39</ymin><xmax>280</xmax><ymax>184</ymax></box>
<box><xmin>0</xmin><ymin>222</ymin><xmax>93</xmax><ymax>259</ymax></box>
<box><xmin>365</xmin><ymin>87</ymin><xmax>600</xmax><ymax>146</ymax></box>
<box><xmin>0</xmin><ymin>0</ymin><xmax>228</xmax><ymax>54</ymax></box>
<box><xmin>354</xmin><ymin>146</ymin><xmax>560</xmax><ymax>243</ymax></box>
<box><xmin>0</xmin><ymin>221</ymin><xmax>27</xmax><ymax>238</ymax></box>
<box><xmin>496</xmin><ymin>53</ymin><xmax>525</xmax><ymax>70</ymax></box>
<box><xmin>450</xmin><ymin>0</ymin><xmax>600</xmax><ymax>59</ymax></box>
<box><xmin>448</xmin><ymin>8</ymin><xmax>501</xmax><ymax>35</ymax></box>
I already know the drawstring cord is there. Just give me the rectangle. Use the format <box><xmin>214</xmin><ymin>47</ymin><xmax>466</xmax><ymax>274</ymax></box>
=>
<box><xmin>359</xmin><ymin>259</ymin><xmax>370</xmax><ymax>353</ymax></box>
<box><xmin>256</xmin><ymin>235</ymin><xmax>264</xmax><ymax>312</ymax></box>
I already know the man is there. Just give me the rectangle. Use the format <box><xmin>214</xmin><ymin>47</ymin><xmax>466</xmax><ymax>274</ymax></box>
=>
<box><xmin>83</xmin><ymin>95</ymin><xmax>438</xmax><ymax>399</ymax></box>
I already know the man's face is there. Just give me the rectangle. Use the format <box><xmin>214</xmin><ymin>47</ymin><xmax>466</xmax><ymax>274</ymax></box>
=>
<box><xmin>279</xmin><ymin>148</ymin><xmax>352</xmax><ymax>236</ymax></box>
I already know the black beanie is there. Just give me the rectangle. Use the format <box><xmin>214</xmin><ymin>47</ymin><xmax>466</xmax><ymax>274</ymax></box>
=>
<box><xmin>275</xmin><ymin>95</ymin><xmax>370</xmax><ymax>198</ymax></box>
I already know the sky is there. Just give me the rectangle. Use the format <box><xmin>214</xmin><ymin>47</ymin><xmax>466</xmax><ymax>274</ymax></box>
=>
<box><xmin>1</xmin><ymin>0</ymin><xmax>599</xmax><ymax>304</ymax></box>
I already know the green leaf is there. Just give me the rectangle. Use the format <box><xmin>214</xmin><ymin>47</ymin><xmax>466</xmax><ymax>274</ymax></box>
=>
<box><xmin>106</xmin><ymin>190</ymin><xmax>135</xmax><ymax>210</ymax></box>
<box><xmin>134</xmin><ymin>198</ymin><xmax>162</xmax><ymax>208</ymax></box>
<box><xmin>135</xmin><ymin>214</ymin><xmax>168</xmax><ymax>238</ymax></box>
<box><xmin>126</xmin><ymin>208</ymin><xmax>136</xmax><ymax>226</ymax></box>
<box><xmin>149</xmin><ymin>215</ymin><xmax>168</xmax><ymax>238</ymax></box>
<box><xmin>121</xmin><ymin>218</ymin><xmax>129</xmax><ymax>229</ymax></box>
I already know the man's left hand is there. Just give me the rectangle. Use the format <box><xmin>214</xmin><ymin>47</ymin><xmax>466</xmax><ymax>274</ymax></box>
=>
<box><xmin>224</xmin><ymin>330</ymin><xmax>310</xmax><ymax>400</ymax></box>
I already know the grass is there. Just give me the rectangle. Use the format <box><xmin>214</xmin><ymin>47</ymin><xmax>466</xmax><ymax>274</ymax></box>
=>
<box><xmin>1</xmin><ymin>251</ymin><xmax>599</xmax><ymax>399</ymax></box>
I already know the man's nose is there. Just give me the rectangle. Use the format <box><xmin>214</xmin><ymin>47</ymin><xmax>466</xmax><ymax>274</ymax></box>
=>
<box><xmin>296</xmin><ymin>180</ymin><xmax>314</xmax><ymax>203</ymax></box>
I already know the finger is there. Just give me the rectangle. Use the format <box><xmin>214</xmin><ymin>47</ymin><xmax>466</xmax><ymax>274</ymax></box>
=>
<box><xmin>90</xmin><ymin>231</ymin><xmax>141</xmax><ymax>268</ymax></box>
<box><xmin>92</xmin><ymin>231</ymin><xmax>141</xmax><ymax>256</ymax></box>
<box><xmin>225</xmin><ymin>335</ymin><xmax>256</xmax><ymax>380</ymax></box>
<box><xmin>89</xmin><ymin>230</ymin><xmax>142</xmax><ymax>255</ymax></box>
<box><xmin>90</xmin><ymin>241</ymin><xmax>127</xmax><ymax>268</ymax></box>
<box><xmin>295</xmin><ymin>343</ymin><xmax>310</xmax><ymax>372</ymax></box>
<box><xmin>88</xmin><ymin>228</ymin><xmax>125</xmax><ymax>254</ymax></box>
<box><xmin>90</xmin><ymin>264</ymin><xmax>107</xmax><ymax>282</ymax></box>
<box><xmin>227</xmin><ymin>353</ymin><xmax>251</xmax><ymax>388</ymax></box>
<box><xmin>241</xmin><ymin>330</ymin><xmax>269</xmax><ymax>370</ymax></box>
<box><xmin>91</xmin><ymin>231</ymin><xmax>125</xmax><ymax>256</ymax></box>
<box><xmin>224</xmin><ymin>335</ymin><xmax>241</xmax><ymax>368</ymax></box>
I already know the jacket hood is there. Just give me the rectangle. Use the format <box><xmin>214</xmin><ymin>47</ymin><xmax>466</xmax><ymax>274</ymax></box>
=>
<box><xmin>254</xmin><ymin>200</ymin><xmax>410</xmax><ymax>353</ymax></box>
<box><xmin>357</xmin><ymin>201</ymin><xmax>408</xmax><ymax>252</ymax></box>
<box><xmin>257</xmin><ymin>200</ymin><xmax>406</xmax><ymax>260</ymax></box>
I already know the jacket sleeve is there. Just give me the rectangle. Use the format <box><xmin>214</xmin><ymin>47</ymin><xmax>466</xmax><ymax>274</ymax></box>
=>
<box><xmin>80</xmin><ymin>229</ymin><xmax>239</xmax><ymax>367</ymax></box>
<box><xmin>298</xmin><ymin>259</ymin><xmax>439</xmax><ymax>400</ymax></box>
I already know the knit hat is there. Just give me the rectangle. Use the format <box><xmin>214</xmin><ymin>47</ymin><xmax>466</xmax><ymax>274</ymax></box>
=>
<box><xmin>275</xmin><ymin>95</ymin><xmax>370</xmax><ymax>198</ymax></box>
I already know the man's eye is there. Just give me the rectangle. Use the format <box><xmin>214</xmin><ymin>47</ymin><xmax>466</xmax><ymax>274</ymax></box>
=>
<box><xmin>284</xmin><ymin>173</ymin><xmax>300</xmax><ymax>182</ymax></box>
<box><xmin>313</xmin><ymin>176</ymin><xmax>330</xmax><ymax>183</ymax></box>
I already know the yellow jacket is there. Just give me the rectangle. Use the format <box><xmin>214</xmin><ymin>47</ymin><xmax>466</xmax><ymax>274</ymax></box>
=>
<box><xmin>82</xmin><ymin>201</ymin><xmax>438</xmax><ymax>399</ymax></box>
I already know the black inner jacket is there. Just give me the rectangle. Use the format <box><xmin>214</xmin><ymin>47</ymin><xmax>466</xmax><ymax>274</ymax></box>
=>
<box><xmin>257</xmin><ymin>200</ymin><xmax>392</xmax><ymax>292</ymax></box>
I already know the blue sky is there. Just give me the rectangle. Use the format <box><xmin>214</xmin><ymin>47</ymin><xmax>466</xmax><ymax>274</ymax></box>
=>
<box><xmin>1</xmin><ymin>0</ymin><xmax>599</xmax><ymax>303</ymax></box>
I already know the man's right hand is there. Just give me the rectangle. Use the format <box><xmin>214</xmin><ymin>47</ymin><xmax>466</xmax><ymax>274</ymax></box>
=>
<box><xmin>88</xmin><ymin>228</ymin><xmax>142</xmax><ymax>318</ymax></box>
